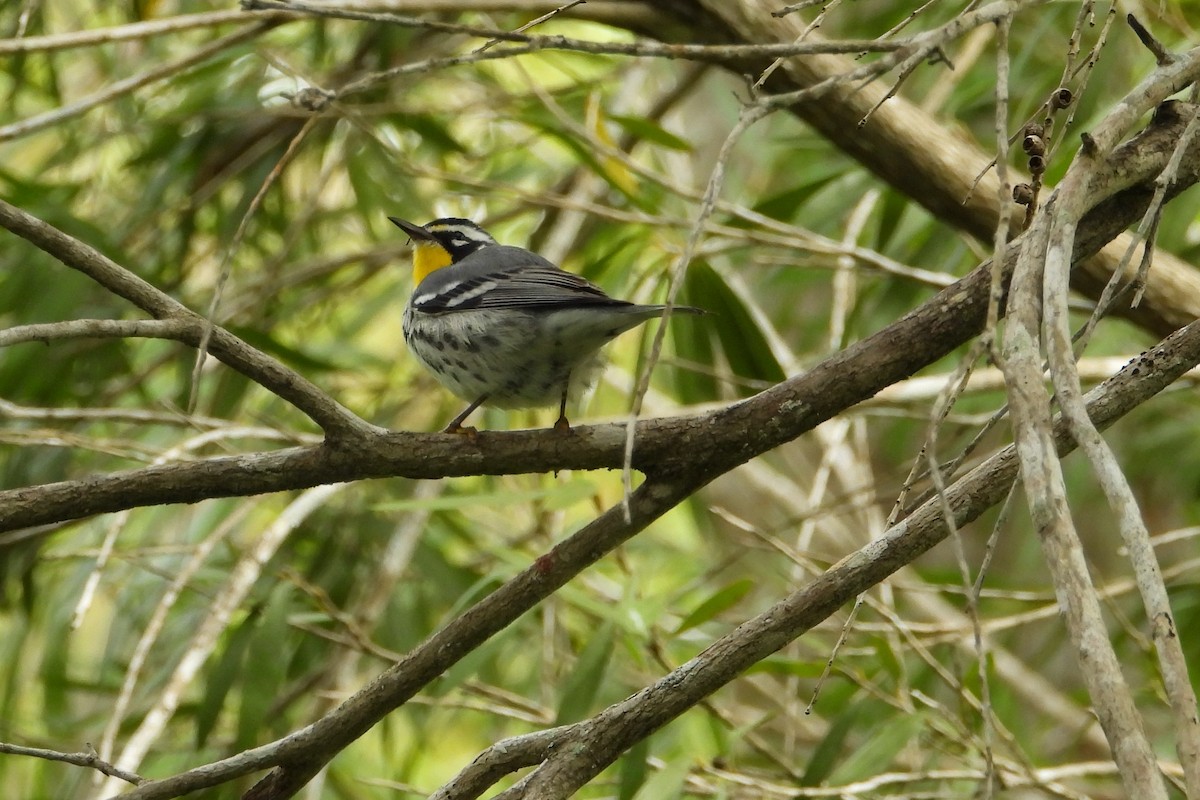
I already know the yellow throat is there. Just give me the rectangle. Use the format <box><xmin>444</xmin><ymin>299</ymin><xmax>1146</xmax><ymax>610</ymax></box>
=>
<box><xmin>412</xmin><ymin>241</ymin><xmax>453</xmax><ymax>285</ymax></box>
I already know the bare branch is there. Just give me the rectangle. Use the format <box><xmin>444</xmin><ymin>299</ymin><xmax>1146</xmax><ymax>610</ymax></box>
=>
<box><xmin>242</xmin><ymin>0</ymin><xmax>909</xmax><ymax>69</ymax></box>
<box><xmin>0</xmin><ymin>318</ymin><xmax>193</xmax><ymax>348</ymax></box>
<box><xmin>428</xmin><ymin>726</ymin><xmax>576</xmax><ymax>800</ymax></box>
<box><xmin>83</xmin><ymin>102</ymin><xmax>1200</xmax><ymax>800</ymax></box>
<box><xmin>3</xmin><ymin>96</ymin><xmax>1195</xmax><ymax>537</ymax></box>
<box><xmin>0</xmin><ymin>200</ymin><xmax>381</xmax><ymax>440</ymax></box>
<box><xmin>0</xmin><ymin>397</ymin><xmax>235</xmax><ymax>429</ymax></box>
<box><xmin>0</xmin><ymin>3</ymin><xmax>671</xmax><ymax>55</ymax></box>
<box><xmin>691</xmin><ymin>0</ymin><xmax>1200</xmax><ymax>335</ymax></box>
<box><xmin>998</xmin><ymin>36</ymin><xmax>1200</xmax><ymax>800</ymax></box>
<box><xmin>1128</xmin><ymin>13</ymin><xmax>1174</xmax><ymax>67</ymax></box>
<box><xmin>491</xmin><ymin>318</ymin><xmax>1200</xmax><ymax>800</ymax></box>
<box><xmin>0</xmin><ymin>740</ymin><xmax>144</xmax><ymax>786</ymax></box>
<box><xmin>1040</xmin><ymin>100</ymin><xmax>1200</xmax><ymax>800</ymax></box>
<box><xmin>0</xmin><ymin>10</ymin><xmax>294</xmax><ymax>54</ymax></box>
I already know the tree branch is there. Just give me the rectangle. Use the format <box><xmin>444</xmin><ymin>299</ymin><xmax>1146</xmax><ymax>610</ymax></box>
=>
<box><xmin>0</xmin><ymin>740</ymin><xmax>144</xmax><ymax>786</ymax></box>
<box><xmin>998</xmin><ymin>46</ymin><xmax>1200</xmax><ymax>798</ymax></box>
<box><xmin>0</xmin><ymin>200</ymin><xmax>381</xmax><ymax>441</ymax></box>
<box><xmin>3</xmin><ymin>100</ymin><xmax>1195</xmax><ymax>536</ymax></box>
<box><xmin>427</xmin><ymin>726</ymin><xmax>575</xmax><ymax>800</ymax></box>
<box><xmin>90</xmin><ymin>102</ymin><xmax>1200</xmax><ymax>800</ymax></box>
<box><xmin>476</xmin><ymin>318</ymin><xmax>1200</xmax><ymax>799</ymax></box>
<box><xmin>682</xmin><ymin>0</ymin><xmax>1200</xmax><ymax>336</ymax></box>
<box><xmin>0</xmin><ymin>318</ymin><xmax>194</xmax><ymax>347</ymax></box>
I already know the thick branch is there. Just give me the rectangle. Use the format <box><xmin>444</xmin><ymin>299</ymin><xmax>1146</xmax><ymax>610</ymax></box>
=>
<box><xmin>678</xmin><ymin>0</ymin><xmax>1200</xmax><ymax>336</ymax></box>
<box><xmin>90</xmin><ymin>105</ymin><xmax>1200</xmax><ymax>800</ymax></box>
<box><xmin>2</xmin><ymin>103</ymin><xmax>1196</xmax><ymax>535</ymax></box>
<box><xmin>493</xmin><ymin>318</ymin><xmax>1200</xmax><ymax>799</ymax></box>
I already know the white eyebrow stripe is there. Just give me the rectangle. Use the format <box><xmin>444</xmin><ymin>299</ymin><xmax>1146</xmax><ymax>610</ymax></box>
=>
<box><xmin>428</xmin><ymin>224</ymin><xmax>496</xmax><ymax>245</ymax></box>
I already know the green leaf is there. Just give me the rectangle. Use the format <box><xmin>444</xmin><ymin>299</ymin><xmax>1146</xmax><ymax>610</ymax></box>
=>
<box><xmin>555</xmin><ymin>622</ymin><xmax>616</xmax><ymax>724</ymax></box>
<box><xmin>235</xmin><ymin>585</ymin><xmax>291</xmax><ymax>749</ymax></box>
<box><xmin>801</xmin><ymin>699</ymin><xmax>862</xmax><ymax>786</ymax></box>
<box><xmin>617</xmin><ymin>738</ymin><xmax>650</xmax><ymax>800</ymax></box>
<box><xmin>675</xmin><ymin>579</ymin><xmax>754</xmax><ymax>633</ymax></box>
<box><xmin>751</xmin><ymin>167</ymin><xmax>847</xmax><ymax>222</ymax></box>
<box><xmin>525</xmin><ymin>123</ymin><xmax>658</xmax><ymax>213</ymax></box>
<box><xmin>744</xmin><ymin>657</ymin><xmax>826</xmax><ymax>679</ymax></box>
<box><xmin>394</xmin><ymin>112</ymin><xmax>468</xmax><ymax>154</ymax></box>
<box><xmin>631</xmin><ymin>751</ymin><xmax>690</xmax><ymax>800</ymax></box>
<box><xmin>827</xmin><ymin>707</ymin><xmax>927</xmax><ymax>784</ymax></box>
<box><xmin>225</xmin><ymin>325</ymin><xmax>345</xmax><ymax>373</ymax></box>
<box><xmin>874</xmin><ymin>188</ymin><xmax>908</xmax><ymax>253</ymax></box>
<box><xmin>609</xmin><ymin>114</ymin><xmax>692</xmax><ymax>151</ymax></box>
<box><xmin>674</xmin><ymin>261</ymin><xmax>788</xmax><ymax>403</ymax></box>
<box><xmin>196</xmin><ymin>607</ymin><xmax>260</xmax><ymax>748</ymax></box>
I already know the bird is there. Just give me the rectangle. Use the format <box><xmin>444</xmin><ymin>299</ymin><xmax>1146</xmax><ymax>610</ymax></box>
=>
<box><xmin>391</xmin><ymin>216</ymin><xmax>704</xmax><ymax>433</ymax></box>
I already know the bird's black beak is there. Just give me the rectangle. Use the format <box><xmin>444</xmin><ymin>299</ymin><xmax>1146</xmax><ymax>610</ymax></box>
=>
<box><xmin>388</xmin><ymin>216</ymin><xmax>438</xmax><ymax>242</ymax></box>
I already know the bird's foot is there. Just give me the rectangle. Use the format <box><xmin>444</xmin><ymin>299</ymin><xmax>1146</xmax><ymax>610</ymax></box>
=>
<box><xmin>443</xmin><ymin>421</ymin><xmax>480</xmax><ymax>439</ymax></box>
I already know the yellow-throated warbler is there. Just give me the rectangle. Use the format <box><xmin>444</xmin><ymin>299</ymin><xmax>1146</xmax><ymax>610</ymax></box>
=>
<box><xmin>391</xmin><ymin>216</ymin><xmax>703</xmax><ymax>433</ymax></box>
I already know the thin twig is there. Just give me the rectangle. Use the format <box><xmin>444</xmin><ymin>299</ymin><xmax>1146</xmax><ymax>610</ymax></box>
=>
<box><xmin>475</xmin><ymin>0</ymin><xmax>586</xmax><ymax>52</ymax></box>
<box><xmin>97</xmin><ymin>484</ymin><xmax>348</xmax><ymax>795</ymax></box>
<box><xmin>0</xmin><ymin>9</ymin><xmax>295</xmax><ymax>54</ymax></box>
<box><xmin>621</xmin><ymin>101</ymin><xmax>770</xmax><ymax>519</ymax></box>
<box><xmin>0</xmin><ymin>22</ymin><xmax>277</xmax><ymax>143</ymax></box>
<box><xmin>189</xmin><ymin>114</ymin><xmax>323</xmax><ymax>415</ymax></box>
<box><xmin>0</xmin><ymin>199</ymin><xmax>382</xmax><ymax>439</ymax></box>
<box><xmin>0</xmin><ymin>318</ymin><xmax>194</xmax><ymax>347</ymax></box>
<box><xmin>0</xmin><ymin>741</ymin><xmax>144</xmax><ymax>786</ymax></box>
<box><xmin>496</xmin><ymin>318</ymin><xmax>1200</xmax><ymax>800</ymax></box>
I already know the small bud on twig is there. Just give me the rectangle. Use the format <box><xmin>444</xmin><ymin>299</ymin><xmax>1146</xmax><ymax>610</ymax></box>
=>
<box><xmin>1013</xmin><ymin>183</ymin><xmax>1035</xmax><ymax>205</ymax></box>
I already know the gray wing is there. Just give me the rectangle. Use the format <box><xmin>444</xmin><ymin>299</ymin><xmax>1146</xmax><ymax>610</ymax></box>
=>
<box><xmin>411</xmin><ymin>245</ymin><xmax>635</xmax><ymax>313</ymax></box>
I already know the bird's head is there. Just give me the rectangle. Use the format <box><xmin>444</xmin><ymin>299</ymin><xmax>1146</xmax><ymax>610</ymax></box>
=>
<box><xmin>389</xmin><ymin>217</ymin><xmax>498</xmax><ymax>284</ymax></box>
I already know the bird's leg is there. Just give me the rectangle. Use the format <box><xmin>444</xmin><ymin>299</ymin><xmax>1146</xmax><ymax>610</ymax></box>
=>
<box><xmin>553</xmin><ymin>386</ymin><xmax>572</xmax><ymax>432</ymax></box>
<box><xmin>445</xmin><ymin>395</ymin><xmax>488</xmax><ymax>434</ymax></box>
